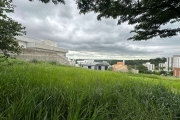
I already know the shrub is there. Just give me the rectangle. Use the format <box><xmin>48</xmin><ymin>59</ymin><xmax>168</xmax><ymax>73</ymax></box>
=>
<box><xmin>48</xmin><ymin>61</ymin><xmax>59</xmax><ymax>65</ymax></box>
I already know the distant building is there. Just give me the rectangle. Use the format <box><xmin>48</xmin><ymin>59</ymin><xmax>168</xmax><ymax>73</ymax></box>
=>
<box><xmin>167</xmin><ymin>57</ymin><xmax>173</xmax><ymax>71</ymax></box>
<box><xmin>174</xmin><ymin>68</ymin><xmax>180</xmax><ymax>77</ymax></box>
<box><xmin>68</xmin><ymin>59</ymin><xmax>76</xmax><ymax>66</ymax></box>
<box><xmin>143</xmin><ymin>62</ymin><xmax>155</xmax><ymax>71</ymax></box>
<box><xmin>13</xmin><ymin>36</ymin><xmax>69</xmax><ymax>65</ymax></box>
<box><xmin>159</xmin><ymin>57</ymin><xmax>173</xmax><ymax>71</ymax></box>
<box><xmin>112</xmin><ymin>62</ymin><xmax>128</xmax><ymax>72</ymax></box>
<box><xmin>159</xmin><ymin>62</ymin><xmax>166</xmax><ymax>71</ymax></box>
<box><xmin>173</xmin><ymin>55</ymin><xmax>180</xmax><ymax>68</ymax></box>
<box><xmin>77</xmin><ymin>60</ymin><xmax>110</xmax><ymax>71</ymax></box>
<box><xmin>173</xmin><ymin>55</ymin><xmax>180</xmax><ymax>77</ymax></box>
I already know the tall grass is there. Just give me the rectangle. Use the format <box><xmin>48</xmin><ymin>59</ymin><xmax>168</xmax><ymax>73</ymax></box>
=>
<box><xmin>0</xmin><ymin>59</ymin><xmax>180</xmax><ymax>119</ymax></box>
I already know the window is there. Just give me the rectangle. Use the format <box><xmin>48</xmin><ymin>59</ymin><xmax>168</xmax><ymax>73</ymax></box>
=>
<box><xmin>105</xmin><ymin>66</ymin><xmax>108</xmax><ymax>70</ymax></box>
<box><xmin>88</xmin><ymin>66</ymin><xmax>91</xmax><ymax>69</ymax></box>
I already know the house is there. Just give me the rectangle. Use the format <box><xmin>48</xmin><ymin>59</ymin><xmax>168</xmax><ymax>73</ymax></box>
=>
<box><xmin>77</xmin><ymin>60</ymin><xmax>110</xmax><ymax>71</ymax></box>
<box><xmin>143</xmin><ymin>62</ymin><xmax>155</xmax><ymax>71</ymax></box>
<box><xmin>13</xmin><ymin>36</ymin><xmax>69</xmax><ymax>65</ymax></box>
<box><xmin>112</xmin><ymin>62</ymin><xmax>128</xmax><ymax>72</ymax></box>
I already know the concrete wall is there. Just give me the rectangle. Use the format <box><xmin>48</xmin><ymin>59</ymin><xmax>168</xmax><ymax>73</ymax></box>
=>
<box><xmin>18</xmin><ymin>41</ymin><xmax>27</xmax><ymax>48</ymax></box>
<box><xmin>174</xmin><ymin>67</ymin><xmax>180</xmax><ymax>77</ymax></box>
<box><xmin>131</xmin><ymin>69</ymin><xmax>139</xmax><ymax>74</ymax></box>
<box><xmin>97</xmin><ymin>66</ymin><xmax>105</xmax><ymax>70</ymax></box>
<box><xmin>42</xmin><ymin>40</ymin><xmax>58</xmax><ymax>47</ymax></box>
<box><xmin>14</xmin><ymin>48</ymin><xmax>69</xmax><ymax>65</ymax></box>
<box><xmin>15</xmin><ymin>36</ymin><xmax>38</xmax><ymax>43</ymax></box>
<box><xmin>82</xmin><ymin>65</ymin><xmax>108</xmax><ymax>70</ymax></box>
<box><xmin>82</xmin><ymin>65</ymin><xmax>96</xmax><ymax>70</ymax></box>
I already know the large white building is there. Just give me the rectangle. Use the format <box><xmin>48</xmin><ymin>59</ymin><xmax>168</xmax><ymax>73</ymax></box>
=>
<box><xmin>143</xmin><ymin>62</ymin><xmax>155</xmax><ymax>71</ymax></box>
<box><xmin>167</xmin><ymin>57</ymin><xmax>173</xmax><ymax>69</ymax></box>
<box><xmin>158</xmin><ymin>57</ymin><xmax>173</xmax><ymax>71</ymax></box>
<box><xmin>159</xmin><ymin>62</ymin><xmax>167</xmax><ymax>71</ymax></box>
<box><xmin>13</xmin><ymin>36</ymin><xmax>69</xmax><ymax>65</ymax></box>
<box><xmin>173</xmin><ymin>55</ymin><xmax>180</xmax><ymax>68</ymax></box>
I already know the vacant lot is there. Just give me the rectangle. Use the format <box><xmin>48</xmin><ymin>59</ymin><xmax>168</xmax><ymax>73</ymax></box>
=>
<box><xmin>0</xmin><ymin>59</ymin><xmax>180</xmax><ymax>120</ymax></box>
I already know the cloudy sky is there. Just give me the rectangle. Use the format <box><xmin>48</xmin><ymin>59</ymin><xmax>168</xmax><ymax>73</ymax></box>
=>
<box><xmin>10</xmin><ymin>0</ymin><xmax>180</xmax><ymax>60</ymax></box>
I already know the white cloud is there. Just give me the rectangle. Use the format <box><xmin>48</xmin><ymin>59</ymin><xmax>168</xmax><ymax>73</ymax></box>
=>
<box><xmin>10</xmin><ymin>0</ymin><xmax>180</xmax><ymax>60</ymax></box>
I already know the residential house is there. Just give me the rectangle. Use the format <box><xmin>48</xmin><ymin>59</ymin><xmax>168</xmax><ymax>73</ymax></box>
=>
<box><xmin>77</xmin><ymin>60</ymin><xmax>110</xmax><ymax>71</ymax></box>
<box><xmin>112</xmin><ymin>62</ymin><xmax>128</xmax><ymax>72</ymax></box>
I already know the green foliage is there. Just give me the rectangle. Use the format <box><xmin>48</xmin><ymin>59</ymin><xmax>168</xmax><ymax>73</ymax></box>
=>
<box><xmin>159</xmin><ymin>70</ymin><xmax>167</xmax><ymax>76</ymax></box>
<box><xmin>169</xmin><ymin>71</ymin><xmax>173</xmax><ymax>76</ymax></box>
<box><xmin>29</xmin><ymin>0</ymin><xmax>65</xmax><ymax>4</ymax></box>
<box><xmin>107</xmin><ymin>67</ymin><xmax>112</xmax><ymax>71</ymax></box>
<box><xmin>48</xmin><ymin>61</ymin><xmax>59</xmax><ymax>65</ymax></box>
<box><xmin>30</xmin><ymin>59</ymin><xmax>40</xmax><ymax>63</ymax></box>
<box><xmin>0</xmin><ymin>0</ymin><xmax>25</xmax><ymax>59</ymax></box>
<box><xmin>137</xmin><ymin>64</ymin><xmax>148</xmax><ymax>73</ymax></box>
<box><xmin>75</xmin><ymin>0</ymin><xmax>180</xmax><ymax>40</ymax></box>
<box><xmin>125</xmin><ymin>57</ymin><xmax>166</xmax><ymax>67</ymax></box>
<box><xmin>29</xmin><ymin>59</ymin><xmax>45</xmax><ymax>64</ymax></box>
<box><xmin>1</xmin><ymin>60</ymin><xmax>180</xmax><ymax>119</ymax></box>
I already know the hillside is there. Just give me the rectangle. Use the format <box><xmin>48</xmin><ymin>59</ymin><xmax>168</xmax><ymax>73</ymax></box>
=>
<box><xmin>0</xmin><ymin>59</ymin><xmax>180</xmax><ymax>119</ymax></box>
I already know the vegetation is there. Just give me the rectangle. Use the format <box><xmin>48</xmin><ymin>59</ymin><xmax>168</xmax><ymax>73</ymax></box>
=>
<box><xmin>34</xmin><ymin>0</ymin><xmax>180</xmax><ymax>41</ymax></box>
<box><xmin>89</xmin><ymin>57</ymin><xmax>167</xmax><ymax>66</ymax></box>
<box><xmin>1</xmin><ymin>58</ymin><xmax>180</xmax><ymax>119</ymax></box>
<box><xmin>0</xmin><ymin>0</ymin><xmax>25</xmax><ymax>58</ymax></box>
<box><xmin>125</xmin><ymin>57</ymin><xmax>167</xmax><ymax>67</ymax></box>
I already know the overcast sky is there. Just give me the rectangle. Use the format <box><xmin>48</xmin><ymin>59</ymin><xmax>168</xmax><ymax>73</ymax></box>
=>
<box><xmin>10</xmin><ymin>0</ymin><xmax>180</xmax><ymax>60</ymax></box>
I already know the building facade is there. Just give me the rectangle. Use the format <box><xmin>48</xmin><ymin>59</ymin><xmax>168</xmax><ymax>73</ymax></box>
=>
<box><xmin>173</xmin><ymin>55</ymin><xmax>180</xmax><ymax>77</ymax></box>
<box><xmin>167</xmin><ymin>57</ymin><xmax>173</xmax><ymax>71</ymax></box>
<box><xmin>13</xmin><ymin>36</ymin><xmax>69</xmax><ymax>65</ymax></box>
<box><xmin>112</xmin><ymin>62</ymin><xmax>128</xmax><ymax>72</ymax></box>
<box><xmin>77</xmin><ymin>60</ymin><xmax>110</xmax><ymax>71</ymax></box>
<box><xmin>173</xmin><ymin>55</ymin><xmax>180</xmax><ymax>68</ymax></box>
<box><xmin>143</xmin><ymin>62</ymin><xmax>155</xmax><ymax>71</ymax></box>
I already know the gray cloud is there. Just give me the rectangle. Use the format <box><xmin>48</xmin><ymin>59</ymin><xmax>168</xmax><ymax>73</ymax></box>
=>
<box><xmin>9</xmin><ymin>0</ymin><xmax>180</xmax><ymax>59</ymax></box>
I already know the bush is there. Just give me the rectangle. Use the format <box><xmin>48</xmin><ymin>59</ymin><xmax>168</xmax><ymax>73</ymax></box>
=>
<box><xmin>48</xmin><ymin>61</ymin><xmax>59</xmax><ymax>65</ymax></box>
<box><xmin>29</xmin><ymin>59</ymin><xmax>43</xmax><ymax>64</ymax></box>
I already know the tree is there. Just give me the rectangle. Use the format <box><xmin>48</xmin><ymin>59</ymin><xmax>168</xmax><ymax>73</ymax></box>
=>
<box><xmin>0</xmin><ymin>0</ymin><xmax>25</xmax><ymax>58</ymax></box>
<box><xmin>29</xmin><ymin>0</ymin><xmax>65</xmax><ymax>4</ymax></box>
<box><xmin>137</xmin><ymin>64</ymin><xmax>148</xmax><ymax>73</ymax></box>
<box><xmin>36</xmin><ymin>0</ymin><xmax>180</xmax><ymax>41</ymax></box>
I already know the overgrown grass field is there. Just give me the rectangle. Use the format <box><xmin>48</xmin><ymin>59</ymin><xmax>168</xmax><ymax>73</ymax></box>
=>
<box><xmin>0</xmin><ymin>59</ymin><xmax>180</xmax><ymax>119</ymax></box>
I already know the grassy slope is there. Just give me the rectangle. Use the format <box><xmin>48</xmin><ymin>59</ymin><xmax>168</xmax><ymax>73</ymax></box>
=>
<box><xmin>0</xmin><ymin>59</ymin><xmax>180</xmax><ymax>120</ymax></box>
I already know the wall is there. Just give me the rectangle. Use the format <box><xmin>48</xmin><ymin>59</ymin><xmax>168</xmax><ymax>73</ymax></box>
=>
<box><xmin>18</xmin><ymin>41</ymin><xmax>27</xmax><ymax>48</ymax></box>
<box><xmin>131</xmin><ymin>69</ymin><xmax>139</xmax><ymax>74</ymax></box>
<box><xmin>174</xmin><ymin>67</ymin><xmax>180</xmax><ymax>77</ymax></box>
<box><xmin>97</xmin><ymin>66</ymin><xmax>105</xmax><ymax>71</ymax></box>
<box><xmin>14</xmin><ymin>48</ymin><xmax>69</xmax><ymax>65</ymax></box>
<box><xmin>82</xmin><ymin>65</ymin><xmax>95</xmax><ymax>70</ymax></box>
<box><xmin>42</xmin><ymin>40</ymin><xmax>58</xmax><ymax>47</ymax></box>
<box><xmin>117</xmin><ymin>62</ymin><xmax>124</xmax><ymax>65</ymax></box>
<box><xmin>112</xmin><ymin>64</ymin><xmax>128</xmax><ymax>72</ymax></box>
